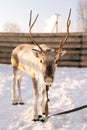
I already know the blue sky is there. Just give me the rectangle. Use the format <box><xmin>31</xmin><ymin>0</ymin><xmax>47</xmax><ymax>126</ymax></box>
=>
<box><xmin>0</xmin><ymin>0</ymin><xmax>79</xmax><ymax>32</ymax></box>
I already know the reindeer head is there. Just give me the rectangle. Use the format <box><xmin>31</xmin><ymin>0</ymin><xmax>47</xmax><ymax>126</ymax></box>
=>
<box><xmin>32</xmin><ymin>46</ymin><xmax>66</xmax><ymax>86</ymax></box>
<box><xmin>29</xmin><ymin>9</ymin><xmax>71</xmax><ymax>86</ymax></box>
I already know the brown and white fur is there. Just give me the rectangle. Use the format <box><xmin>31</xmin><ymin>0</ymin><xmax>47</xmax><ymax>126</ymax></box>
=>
<box><xmin>11</xmin><ymin>44</ymin><xmax>66</xmax><ymax>120</ymax></box>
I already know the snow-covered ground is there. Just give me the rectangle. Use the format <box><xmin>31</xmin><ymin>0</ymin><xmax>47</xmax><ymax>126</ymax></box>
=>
<box><xmin>0</xmin><ymin>64</ymin><xmax>87</xmax><ymax>130</ymax></box>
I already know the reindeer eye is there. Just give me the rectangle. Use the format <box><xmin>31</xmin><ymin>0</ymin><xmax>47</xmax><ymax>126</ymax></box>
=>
<box><xmin>55</xmin><ymin>60</ymin><xmax>58</xmax><ymax>64</ymax></box>
<box><xmin>40</xmin><ymin>60</ymin><xmax>42</xmax><ymax>63</ymax></box>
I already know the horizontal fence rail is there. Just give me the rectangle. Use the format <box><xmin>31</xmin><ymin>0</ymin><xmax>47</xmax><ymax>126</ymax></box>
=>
<box><xmin>0</xmin><ymin>32</ymin><xmax>87</xmax><ymax>67</ymax></box>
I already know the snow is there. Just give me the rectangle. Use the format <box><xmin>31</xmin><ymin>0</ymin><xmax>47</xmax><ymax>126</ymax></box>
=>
<box><xmin>0</xmin><ymin>64</ymin><xmax>87</xmax><ymax>130</ymax></box>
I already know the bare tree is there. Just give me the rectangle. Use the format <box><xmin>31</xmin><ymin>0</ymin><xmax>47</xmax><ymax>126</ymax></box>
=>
<box><xmin>77</xmin><ymin>0</ymin><xmax>87</xmax><ymax>32</ymax></box>
<box><xmin>2</xmin><ymin>22</ymin><xmax>21</xmax><ymax>32</ymax></box>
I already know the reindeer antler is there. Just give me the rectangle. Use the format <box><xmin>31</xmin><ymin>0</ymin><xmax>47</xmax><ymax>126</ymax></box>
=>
<box><xmin>57</xmin><ymin>8</ymin><xmax>71</xmax><ymax>51</ymax></box>
<box><xmin>29</xmin><ymin>10</ymin><xmax>46</xmax><ymax>55</ymax></box>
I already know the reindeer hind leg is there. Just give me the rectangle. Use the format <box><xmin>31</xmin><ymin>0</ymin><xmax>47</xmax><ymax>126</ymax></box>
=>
<box><xmin>12</xmin><ymin>67</ymin><xmax>18</xmax><ymax>105</ymax></box>
<box><xmin>17</xmin><ymin>76</ymin><xmax>24</xmax><ymax>105</ymax></box>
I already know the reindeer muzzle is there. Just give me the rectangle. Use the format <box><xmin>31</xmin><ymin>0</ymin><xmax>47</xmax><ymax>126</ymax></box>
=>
<box><xmin>44</xmin><ymin>76</ymin><xmax>54</xmax><ymax>86</ymax></box>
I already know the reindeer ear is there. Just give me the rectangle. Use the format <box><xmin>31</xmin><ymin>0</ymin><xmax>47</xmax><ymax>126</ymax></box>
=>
<box><xmin>59</xmin><ymin>50</ymin><xmax>66</xmax><ymax>56</ymax></box>
<box><xmin>32</xmin><ymin>49</ymin><xmax>42</xmax><ymax>57</ymax></box>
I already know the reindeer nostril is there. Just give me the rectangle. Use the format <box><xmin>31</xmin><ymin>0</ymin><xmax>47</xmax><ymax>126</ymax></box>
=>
<box><xmin>44</xmin><ymin>76</ymin><xmax>46</xmax><ymax>81</ymax></box>
<box><xmin>51</xmin><ymin>76</ymin><xmax>54</xmax><ymax>82</ymax></box>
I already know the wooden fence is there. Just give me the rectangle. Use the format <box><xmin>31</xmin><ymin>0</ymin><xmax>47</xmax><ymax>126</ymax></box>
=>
<box><xmin>0</xmin><ymin>32</ymin><xmax>87</xmax><ymax>67</ymax></box>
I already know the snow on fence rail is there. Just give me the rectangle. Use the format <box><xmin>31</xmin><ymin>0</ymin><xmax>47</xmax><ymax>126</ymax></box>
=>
<box><xmin>0</xmin><ymin>32</ymin><xmax>87</xmax><ymax>67</ymax></box>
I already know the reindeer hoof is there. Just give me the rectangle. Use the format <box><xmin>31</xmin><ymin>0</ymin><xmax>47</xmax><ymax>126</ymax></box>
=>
<box><xmin>12</xmin><ymin>102</ymin><xmax>18</xmax><ymax>105</ymax></box>
<box><xmin>32</xmin><ymin>115</ymin><xmax>45</xmax><ymax>122</ymax></box>
<box><xmin>38</xmin><ymin>115</ymin><xmax>42</xmax><ymax>118</ymax></box>
<box><xmin>38</xmin><ymin>115</ymin><xmax>45</xmax><ymax>122</ymax></box>
<box><xmin>40</xmin><ymin>118</ymin><xmax>45</xmax><ymax>122</ymax></box>
<box><xmin>32</xmin><ymin>118</ymin><xmax>39</xmax><ymax>122</ymax></box>
<box><xmin>18</xmin><ymin>102</ymin><xmax>24</xmax><ymax>105</ymax></box>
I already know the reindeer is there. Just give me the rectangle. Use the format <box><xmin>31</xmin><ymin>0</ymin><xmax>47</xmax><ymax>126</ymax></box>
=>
<box><xmin>11</xmin><ymin>9</ymin><xmax>71</xmax><ymax>121</ymax></box>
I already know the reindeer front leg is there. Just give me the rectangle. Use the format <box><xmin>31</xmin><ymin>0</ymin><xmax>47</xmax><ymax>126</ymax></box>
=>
<box><xmin>32</xmin><ymin>77</ymin><xmax>39</xmax><ymax>121</ymax></box>
<box><xmin>41</xmin><ymin>86</ymin><xmax>49</xmax><ymax>120</ymax></box>
<box><xmin>41</xmin><ymin>88</ymin><xmax>46</xmax><ymax>115</ymax></box>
